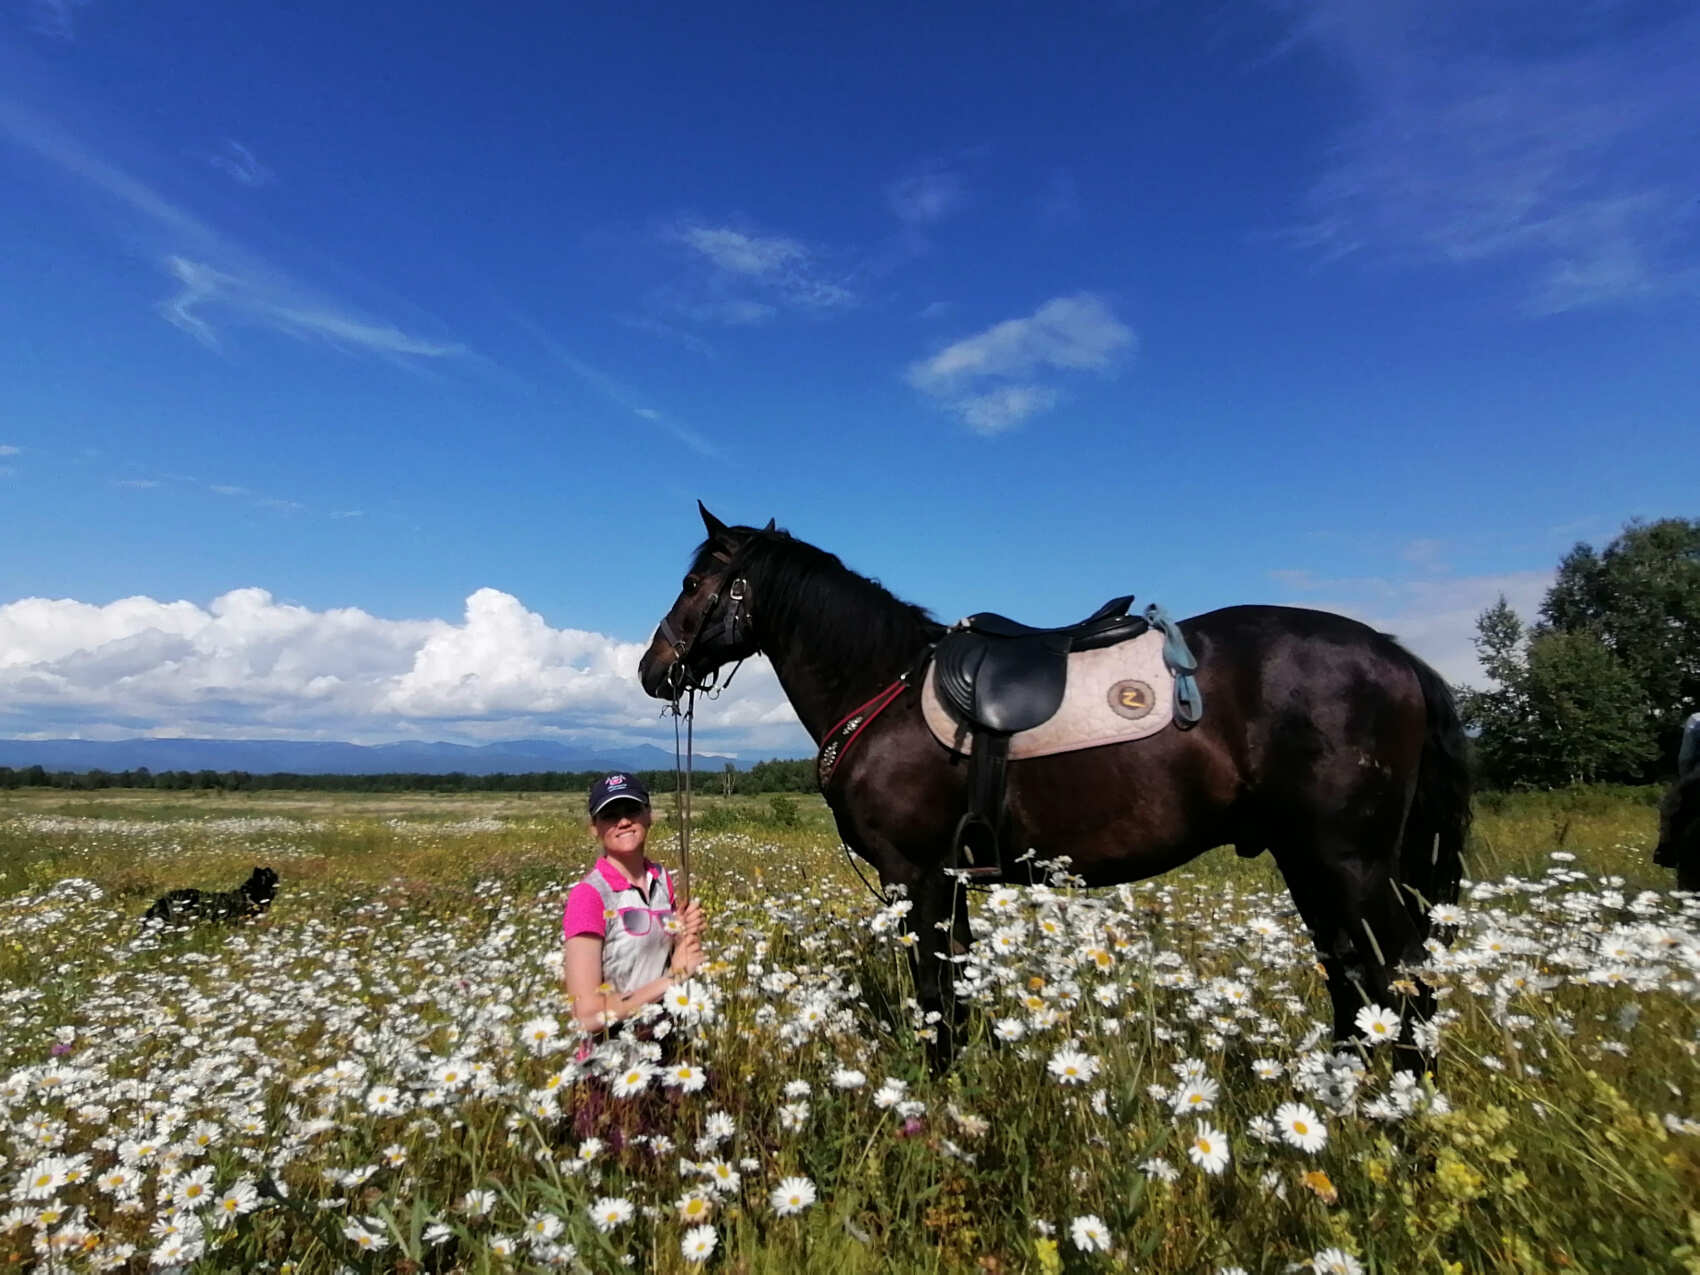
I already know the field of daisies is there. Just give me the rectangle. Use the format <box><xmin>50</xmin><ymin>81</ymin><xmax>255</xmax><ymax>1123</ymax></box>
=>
<box><xmin>1</xmin><ymin>784</ymin><xmax>1696</xmax><ymax>1273</ymax></box>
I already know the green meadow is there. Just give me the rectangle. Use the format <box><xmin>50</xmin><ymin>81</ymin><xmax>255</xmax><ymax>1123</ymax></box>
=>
<box><xmin>0</xmin><ymin>785</ymin><xmax>1695</xmax><ymax>1273</ymax></box>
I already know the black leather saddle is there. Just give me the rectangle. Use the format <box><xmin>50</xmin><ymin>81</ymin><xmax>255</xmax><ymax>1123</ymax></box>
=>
<box><xmin>934</xmin><ymin>594</ymin><xmax>1146</xmax><ymax>733</ymax></box>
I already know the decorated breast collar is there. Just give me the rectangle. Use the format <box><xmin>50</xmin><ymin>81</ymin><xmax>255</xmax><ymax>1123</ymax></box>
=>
<box><xmin>816</xmin><ymin>679</ymin><xmax>907</xmax><ymax>788</ymax></box>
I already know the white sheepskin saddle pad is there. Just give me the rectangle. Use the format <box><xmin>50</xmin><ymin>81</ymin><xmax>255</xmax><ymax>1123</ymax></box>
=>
<box><xmin>921</xmin><ymin>627</ymin><xmax>1176</xmax><ymax>759</ymax></box>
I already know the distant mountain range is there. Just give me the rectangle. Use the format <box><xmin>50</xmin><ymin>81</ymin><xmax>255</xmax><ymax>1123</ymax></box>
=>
<box><xmin>0</xmin><ymin>737</ymin><xmax>756</xmax><ymax>775</ymax></box>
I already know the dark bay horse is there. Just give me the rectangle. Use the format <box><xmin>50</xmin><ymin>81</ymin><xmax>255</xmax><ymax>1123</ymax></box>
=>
<box><xmin>639</xmin><ymin>506</ymin><xmax>1471</xmax><ymax>1070</ymax></box>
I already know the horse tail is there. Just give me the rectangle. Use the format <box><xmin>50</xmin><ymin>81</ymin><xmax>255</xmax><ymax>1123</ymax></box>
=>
<box><xmin>1399</xmin><ymin>652</ymin><xmax>1472</xmax><ymax>935</ymax></box>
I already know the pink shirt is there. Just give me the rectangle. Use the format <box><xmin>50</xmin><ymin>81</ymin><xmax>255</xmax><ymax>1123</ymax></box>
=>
<box><xmin>563</xmin><ymin>857</ymin><xmax>677</xmax><ymax>996</ymax></box>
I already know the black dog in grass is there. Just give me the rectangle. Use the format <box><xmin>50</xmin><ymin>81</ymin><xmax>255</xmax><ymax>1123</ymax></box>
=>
<box><xmin>144</xmin><ymin>866</ymin><xmax>279</xmax><ymax>925</ymax></box>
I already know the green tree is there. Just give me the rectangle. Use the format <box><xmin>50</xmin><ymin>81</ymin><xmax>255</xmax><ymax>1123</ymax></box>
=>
<box><xmin>1461</xmin><ymin>516</ymin><xmax>1697</xmax><ymax>787</ymax></box>
<box><xmin>1461</xmin><ymin>603</ymin><xmax>1654</xmax><ymax>787</ymax></box>
<box><xmin>1540</xmin><ymin>517</ymin><xmax>1700</xmax><ymax>769</ymax></box>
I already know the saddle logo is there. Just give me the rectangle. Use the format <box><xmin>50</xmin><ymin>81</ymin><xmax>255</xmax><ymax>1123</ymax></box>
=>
<box><xmin>1107</xmin><ymin>679</ymin><xmax>1154</xmax><ymax>720</ymax></box>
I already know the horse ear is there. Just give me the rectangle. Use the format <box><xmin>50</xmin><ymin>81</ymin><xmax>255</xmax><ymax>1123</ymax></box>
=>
<box><xmin>699</xmin><ymin>501</ymin><xmax>729</xmax><ymax>541</ymax></box>
<box><xmin>763</xmin><ymin>518</ymin><xmax>776</xmax><ymax>532</ymax></box>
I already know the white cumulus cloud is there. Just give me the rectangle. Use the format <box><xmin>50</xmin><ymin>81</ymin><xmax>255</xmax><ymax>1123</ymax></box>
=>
<box><xmin>0</xmin><ymin>588</ymin><xmax>803</xmax><ymax>752</ymax></box>
<box><xmin>907</xmin><ymin>293</ymin><xmax>1135</xmax><ymax>433</ymax></box>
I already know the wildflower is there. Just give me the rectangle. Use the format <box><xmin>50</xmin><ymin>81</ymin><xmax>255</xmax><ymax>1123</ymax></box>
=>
<box><xmin>702</xmin><ymin>1160</ymin><xmax>741</xmax><ymax>1195</ymax></box>
<box><xmin>171</xmin><ymin>1166</ymin><xmax>216</xmax><ymax>1210</ymax></box>
<box><xmin>1299</xmin><ymin>1169</ymin><xmax>1339</xmax><ymax>1203</ymax></box>
<box><xmin>1188</xmin><ymin>1121</ymin><xmax>1231</xmax><ymax>1175</ymax></box>
<box><xmin>663</xmin><ymin>1062</ymin><xmax>708</xmax><ymax>1093</ymax></box>
<box><xmin>365</xmin><ymin>1085</ymin><xmax>405</xmax><ymax>1115</ymax></box>
<box><xmin>778</xmin><ymin>1101</ymin><xmax>810</xmax><ymax>1132</ymax></box>
<box><xmin>520</xmin><ymin>1016</ymin><xmax>559</xmax><ymax>1050</ymax></box>
<box><xmin>434</xmin><ymin>1059</ymin><xmax>471</xmax><ymax>1089</ymax></box>
<box><xmin>525</xmin><ymin>1211</ymin><xmax>564</xmax><ymax>1243</ymax></box>
<box><xmin>1353</xmin><ymin>1004</ymin><xmax>1402</xmax><ymax>1044</ymax></box>
<box><xmin>681</xmin><ymin>1224</ymin><xmax>718</xmax><ymax>1262</ymax></box>
<box><xmin>993</xmin><ymin>1017</ymin><xmax>1026</xmax><ymax>1042</ymax></box>
<box><xmin>873</xmin><ymin>1078</ymin><xmax>908</xmax><ymax>1108</ymax></box>
<box><xmin>150</xmin><ymin>1234</ymin><xmax>204</xmax><ymax>1267</ymax></box>
<box><xmin>1311</xmin><ymin>1248</ymin><xmax>1364</xmax><ymax>1275</ymax></box>
<box><xmin>343</xmin><ymin>1218</ymin><xmax>389</xmax><ymax>1251</ymax></box>
<box><xmin>1252</xmin><ymin>1059</ymin><xmax>1282</xmax><ymax>1080</ymax></box>
<box><xmin>771</xmin><ymin>1175</ymin><xmax>817</xmax><ymax>1215</ymax></box>
<box><xmin>1277</xmin><ymin>1102</ymin><xmax>1328</xmax><ymax>1153</ymax></box>
<box><xmin>831</xmin><ymin>1067</ymin><xmax>866</xmax><ymax>1090</ymax></box>
<box><xmin>783</xmin><ymin>1078</ymin><xmax>812</xmax><ymax>1099</ymax></box>
<box><xmin>212</xmin><ymin>1179</ymin><xmax>259</xmax><ymax>1226</ymax></box>
<box><xmin>589</xmin><ymin>1196</ymin><xmax>634</xmax><ymax>1232</ymax></box>
<box><xmin>612</xmin><ymin>1063</ymin><xmax>654</xmax><ymax>1097</ymax></box>
<box><xmin>1047</xmin><ymin>1046</ymin><xmax>1101</xmax><ymax>1086</ymax></box>
<box><xmin>1140</xmin><ymin>1156</ymin><xmax>1179</xmax><ymax>1184</ymax></box>
<box><xmin>1070</xmin><ymin>1214</ymin><xmax>1111</xmax><ymax>1253</ymax></box>
<box><xmin>463</xmin><ymin>1189</ymin><xmax>496</xmax><ymax>1216</ymax></box>
<box><xmin>677</xmin><ymin>1192</ymin><xmax>715</xmax><ymax>1223</ymax></box>
<box><xmin>1172</xmin><ymin>1077</ymin><xmax>1219</xmax><ymax>1114</ymax></box>
<box><xmin>21</xmin><ymin>1157</ymin><xmax>66</xmax><ymax>1200</ymax></box>
<box><xmin>704</xmin><ymin>1110</ymin><xmax>737</xmax><ymax>1142</ymax></box>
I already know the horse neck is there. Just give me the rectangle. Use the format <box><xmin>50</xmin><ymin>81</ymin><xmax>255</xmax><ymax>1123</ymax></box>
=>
<box><xmin>752</xmin><ymin>576</ymin><xmax>923</xmax><ymax>746</ymax></box>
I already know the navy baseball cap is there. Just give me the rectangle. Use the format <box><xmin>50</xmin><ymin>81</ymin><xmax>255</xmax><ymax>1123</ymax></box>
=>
<box><xmin>589</xmin><ymin>773</ymin><xmax>651</xmax><ymax>817</ymax></box>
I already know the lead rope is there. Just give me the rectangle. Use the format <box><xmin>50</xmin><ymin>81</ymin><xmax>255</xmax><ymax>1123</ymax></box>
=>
<box><xmin>669</xmin><ymin>684</ymin><xmax>696</xmax><ymax>908</ymax></box>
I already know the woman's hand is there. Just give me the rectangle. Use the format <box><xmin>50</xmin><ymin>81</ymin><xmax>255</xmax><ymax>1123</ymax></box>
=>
<box><xmin>670</xmin><ymin>932</ymin><xmax>703</xmax><ymax>976</ymax></box>
<box><xmin>679</xmin><ymin>899</ymin><xmax>705</xmax><ymax>939</ymax></box>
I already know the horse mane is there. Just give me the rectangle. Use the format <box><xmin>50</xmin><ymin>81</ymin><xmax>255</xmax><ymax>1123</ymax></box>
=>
<box><xmin>692</xmin><ymin>527</ymin><xmax>944</xmax><ymax>674</ymax></box>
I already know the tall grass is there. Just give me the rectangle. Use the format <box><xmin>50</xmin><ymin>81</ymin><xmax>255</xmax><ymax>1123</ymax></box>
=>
<box><xmin>0</xmin><ymin>785</ymin><xmax>1694</xmax><ymax>1273</ymax></box>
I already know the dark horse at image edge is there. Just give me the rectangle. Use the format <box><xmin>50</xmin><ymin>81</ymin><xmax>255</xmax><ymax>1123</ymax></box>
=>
<box><xmin>639</xmin><ymin>506</ymin><xmax>1471</xmax><ymax>1071</ymax></box>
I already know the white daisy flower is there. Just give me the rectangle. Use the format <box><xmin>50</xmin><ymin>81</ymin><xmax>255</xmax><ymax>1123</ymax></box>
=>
<box><xmin>1069</xmin><ymin>1214</ymin><xmax>1111</xmax><ymax>1253</ymax></box>
<box><xmin>770</xmin><ymin>1175</ymin><xmax>817</xmax><ymax>1216</ymax></box>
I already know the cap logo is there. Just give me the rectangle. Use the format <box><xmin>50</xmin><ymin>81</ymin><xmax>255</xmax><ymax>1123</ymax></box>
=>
<box><xmin>607</xmin><ymin>775</ymin><xmax>627</xmax><ymax>788</ymax></box>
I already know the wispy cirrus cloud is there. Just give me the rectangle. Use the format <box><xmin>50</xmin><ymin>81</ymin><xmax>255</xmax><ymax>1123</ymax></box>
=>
<box><xmin>25</xmin><ymin>0</ymin><xmax>90</xmax><ymax>41</ymax></box>
<box><xmin>906</xmin><ymin>293</ymin><xmax>1136</xmax><ymax>434</ymax></box>
<box><xmin>887</xmin><ymin>167</ymin><xmax>966</xmax><ymax>228</ymax></box>
<box><xmin>1282</xmin><ymin>0</ymin><xmax>1700</xmax><ymax>313</ymax></box>
<box><xmin>160</xmin><ymin>256</ymin><xmax>464</xmax><ymax>356</ymax></box>
<box><xmin>670</xmin><ymin>221</ymin><xmax>855</xmax><ymax>324</ymax></box>
<box><xmin>0</xmin><ymin>99</ymin><xmax>464</xmax><ymax>358</ymax></box>
<box><xmin>208</xmin><ymin>139</ymin><xmax>273</xmax><ymax>188</ymax></box>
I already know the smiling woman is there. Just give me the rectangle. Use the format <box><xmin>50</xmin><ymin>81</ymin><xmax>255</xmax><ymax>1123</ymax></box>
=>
<box><xmin>561</xmin><ymin>773</ymin><xmax>705</xmax><ymax>1032</ymax></box>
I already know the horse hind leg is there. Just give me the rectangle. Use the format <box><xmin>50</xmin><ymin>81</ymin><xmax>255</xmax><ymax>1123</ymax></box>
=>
<box><xmin>1275</xmin><ymin>839</ymin><xmax>1432</xmax><ymax>1075</ymax></box>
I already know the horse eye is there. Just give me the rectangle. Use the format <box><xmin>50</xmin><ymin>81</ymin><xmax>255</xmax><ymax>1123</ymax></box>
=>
<box><xmin>682</xmin><ymin>575</ymin><xmax>700</xmax><ymax>593</ymax></box>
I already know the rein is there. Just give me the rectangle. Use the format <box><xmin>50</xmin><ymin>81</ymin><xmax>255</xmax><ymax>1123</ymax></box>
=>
<box><xmin>658</xmin><ymin>552</ymin><xmax>757</xmax><ymax>901</ymax></box>
<box><xmin>666</xmin><ymin>684</ymin><xmax>696</xmax><ymax>907</ymax></box>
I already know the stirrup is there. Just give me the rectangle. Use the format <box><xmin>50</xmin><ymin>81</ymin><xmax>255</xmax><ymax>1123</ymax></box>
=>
<box><xmin>953</xmin><ymin>813</ymin><xmax>1002</xmax><ymax>880</ymax></box>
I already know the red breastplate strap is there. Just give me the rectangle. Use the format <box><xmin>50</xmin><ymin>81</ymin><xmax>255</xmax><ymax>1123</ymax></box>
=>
<box><xmin>816</xmin><ymin>680</ymin><xmax>907</xmax><ymax>788</ymax></box>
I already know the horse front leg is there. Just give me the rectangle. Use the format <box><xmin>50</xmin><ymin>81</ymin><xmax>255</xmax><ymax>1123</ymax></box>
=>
<box><xmin>906</xmin><ymin>869</ymin><xmax>972</xmax><ymax>1073</ymax></box>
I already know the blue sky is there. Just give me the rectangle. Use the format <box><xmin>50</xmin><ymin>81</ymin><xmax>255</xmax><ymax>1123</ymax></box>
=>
<box><xmin>1</xmin><ymin>0</ymin><xmax>1696</xmax><ymax>757</ymax></box>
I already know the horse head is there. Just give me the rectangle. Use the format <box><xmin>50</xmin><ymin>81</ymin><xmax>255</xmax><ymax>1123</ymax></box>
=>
<box><xmin>638</xmin><ymin>502</ymin><xmax>776</xmax><ymax>699</ymax></box>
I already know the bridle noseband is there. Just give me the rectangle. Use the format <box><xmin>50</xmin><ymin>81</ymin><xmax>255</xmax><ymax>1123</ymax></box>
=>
<box><xmin>656</xmin><ymin>548</ymin><xmax>755</xmax><ymax>700</ymax></box>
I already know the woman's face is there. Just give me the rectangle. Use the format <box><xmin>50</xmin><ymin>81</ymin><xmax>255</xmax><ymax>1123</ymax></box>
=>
<box><xmin>591</xmin><ymin>799</ymin><xmax>652</xmax><ymax>856</ymax></box>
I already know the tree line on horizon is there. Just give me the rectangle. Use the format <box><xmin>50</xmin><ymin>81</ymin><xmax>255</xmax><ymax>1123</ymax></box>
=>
<box><xmin>0</xmin><ymin>757</ymin><xmax>822</xmax><ymax>796</ymax></box>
